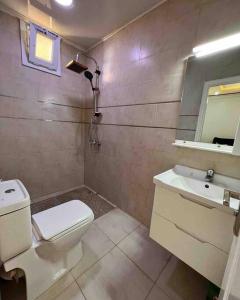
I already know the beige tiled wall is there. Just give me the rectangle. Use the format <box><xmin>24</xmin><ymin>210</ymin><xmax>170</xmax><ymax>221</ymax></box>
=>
<box><xmin>0</xmin><ymin>11</ymin><xmax>87</xmax><ymax>200</ymax></box>
<box><xmin>85</xmin><ymin>0</ymin><xmax>240</xmax><ymax>226</ymax></box>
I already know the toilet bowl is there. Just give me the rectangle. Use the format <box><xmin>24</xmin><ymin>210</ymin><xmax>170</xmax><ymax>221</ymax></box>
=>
<box><xmin>32</xmin><ymin>200</ymin><xmax>94</xmax><ymax>251</ymax></box>
<box><xmin>0</xmin><ymin>180</ymin><xmax>94</xmax><ymax>300</ymax></box>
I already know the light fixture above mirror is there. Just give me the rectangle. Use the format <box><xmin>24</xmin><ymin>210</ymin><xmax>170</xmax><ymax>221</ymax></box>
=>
<box><xmin>193</xmin><ymin>32</ymin><xmax>240</xmax><ymax>58</ymax></box>
<box><xmin>54</xmin><ymin>0</ymin><xmax>73</xmax><ymax>7</ymax></box>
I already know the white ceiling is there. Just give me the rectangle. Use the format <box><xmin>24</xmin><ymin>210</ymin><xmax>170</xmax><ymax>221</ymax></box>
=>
<box><xmin>0</xmin><ymin>0</ymin><xmax>164</xmax><ymax>49</ymax></box>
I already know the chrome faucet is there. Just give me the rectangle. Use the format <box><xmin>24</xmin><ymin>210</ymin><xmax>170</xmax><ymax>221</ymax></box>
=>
<box><xmin>205</xmin><ymin>169</ymin><xmax>215</xmax><ymax>182</ymax></box>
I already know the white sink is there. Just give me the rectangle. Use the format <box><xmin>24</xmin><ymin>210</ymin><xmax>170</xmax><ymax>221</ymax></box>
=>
<box><xmin>154</xmin><ymin>165</ymin><xmax>240</xmax><ymax>213</ymax></box>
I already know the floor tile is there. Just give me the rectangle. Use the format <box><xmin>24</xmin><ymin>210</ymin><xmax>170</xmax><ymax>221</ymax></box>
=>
<box><xmin>31</xmin><ymin>197</ymin><xmax>60</xmax><ymax>215</ymax></box>
<box><xmin>54</xmin><ymin>282</ymin><xmax>85</xmax><ymax>300</ymax></box>
<box><xmin>146</xmin><ymin>285</ymin><xmax>171</xmax><ymax>300</ymax></box>
<box><xmin>69</xmin><ymin>191</ymin><xmax>114</xmax><ymax>219</ymax></box>
<box><xmin>71</xmin><ymin>224</ymin><xmax>115</xmax><ymax>279</ymax></box>
<box><xmin>95</xmin><ymin>208</ymin><xmax>140</xmax><ymax>244</ymax></box>
<box><xmin>77</xmin><ymin>247</ymin><xmax>153</xmax><ymax>300</ymax></box>
<box><xmin>57</xmin><ymin>187</ymin><xmax>92</xmax><ymax>204</ymax></box>
<box><xmin>118</xmin><ymin>225</ymin><xmax>171</xmax><ymax>281</ymax></box>
<box><xmin>157</xmin><ymin>256</ymin><xmax>209</xmax><ymax>300</ymax></box>
<box><xmin>36</xmin><ymin>272</ymin><xmax>75</xmax><ymax>300</ymax></box>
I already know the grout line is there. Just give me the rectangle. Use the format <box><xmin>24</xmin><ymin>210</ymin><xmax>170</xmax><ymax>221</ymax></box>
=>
<box><xmin>116</xmin><ymin>238</ymin><xmax>155</xmax><ymax>283</ymax></box>
<box><xmin>72</xmin><ymin>209</ymin><xmax>167</xmax><ymax>299</ymax></box>
<box><xmin>0</xmin><ymin>115</ymin><xmax>178</xmax><ymax>130</ymax></box>
<box><xmin>155</xmin><ymin>254</ymin><xmax>172</xmax><ymax>282</ymax></box>
<box><xmin>144</xmin><ymin>255</ymin><xmax>173</xmax><ymax>300</ymax></box>
<box><xmin>36</xmin><ymin>273</ymin><xmax>76</xmax><ymax>300</ymax></box>
<box><xmin>74</xmin><ymin>278</ymin><xmax>87</xmax><ymax>300</ymax></box>
<box><xmin>32</xmin><ymin>185</ymin><xmax>84</xmax><ymax>204</ymax></box>
<box><xmin>0</xmin><ymin>93</ymin><xmax>181</xmax><ymax>110</ymax></box>
<box><xmin>37</xmin><ymin>99</ymin><xmax>86</xmax><ymax>110</ymax></box>
<box><xmin>84</xmin><ymin>100</ymin><xmax>181</xmax><ymax>109</ymax></box>
<box><xmin>93</xmin><ymin>216</ymin><xmax>140</xmax><ymax>246</ymax></box>
<box><xmin>180</xmin><ymin>114</ymin><xmax>198</xmax><ymax>117</ymax></box>
<box><xmin>176</xmin><ymin>128</ymin><xmax>195</xmax><ymax>131</ymax></box>
<box><xmin>83</xmin><ymin>185</ymin><xmax>117</xmax><ymax>208</ymax></box>
<box><xmin>144</xmin><ymin>282</ymin><xmax>156</xmax><ymax>300</ymax></box>
<box><xmin>74</xmin><ymin>223</ymin><xmax>150</xmax><ymax>295</ymax></box>
<box><xmin>96</xmin><ymin>123</ymin><xmax>177</xmax><ymax>129</ymax></box>
<box><xmin>73</xmin><ymin>244</ymin><xmax>117</xmax><ymax>281</ymax></box>
<box><xmin>0</xmin><ymin>115</ymin><xmax>86</xmax><ymax>124</ymax></box>
<box><xmin>114</xmin><ymin>224</ymin><xmax>141</xmax><ymax>246</ymax></box>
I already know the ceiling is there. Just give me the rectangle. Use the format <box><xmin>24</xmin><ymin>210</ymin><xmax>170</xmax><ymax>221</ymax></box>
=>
<box><xmin>0</xmin><ymin>0</ymin><xmax>164</xmax><ymax>49</ymax></box>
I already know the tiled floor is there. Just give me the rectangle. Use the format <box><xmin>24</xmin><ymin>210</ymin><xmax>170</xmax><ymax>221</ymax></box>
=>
<box><xmin>0</xmin><ymin>207</ymin><xmax>209</xmax><ymax>300</ymax></box>
<box><xmin>31</xmin><ymin>187</ymin><xmax>114</xmax><ymax>218</ymax></box>
<box><xmin>36</xmin><ymin>208</ymin><xmax>209</xmax><ymax>300</ymax></box>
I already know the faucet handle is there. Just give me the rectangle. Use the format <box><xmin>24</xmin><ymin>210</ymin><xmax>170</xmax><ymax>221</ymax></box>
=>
<box><xmin>206</xmin><ymin>169</ymin><xmax>215</xmax><ymax>176</ymax></box>
<box><xmin>223</xmin><ymin>189</ymin><xmax>240</xmax><ymax>207</ymax></box>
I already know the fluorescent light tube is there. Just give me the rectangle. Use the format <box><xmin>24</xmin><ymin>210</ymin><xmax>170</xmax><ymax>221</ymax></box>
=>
<box><xmin>55</xmin><ymin>0</ymin><xmax>73</xmax><ymax>7</ymax></box>
<box><xmin>193</xmin><ymin>33</ymin><xmax>240</xmax><ymax>58</ymax></box>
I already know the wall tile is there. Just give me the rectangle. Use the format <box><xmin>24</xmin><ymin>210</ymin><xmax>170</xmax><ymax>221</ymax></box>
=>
<box><xmin>85</xmin><ymin>0</ymin><xmax>240</xmax><ymax>226</ymax></box>
<box><xmin>197</xmin><ymin>0</ymin><xmax>240</xmax><ymax>45</ymax></box>
<box><xmin>0</xmin><ymin>12</ymin><xmax>86</xmax><ymax>200</ymax></box>
<box><xmin>86</xmin><ymin>102</ymin><xmax>179</xmax><ymax>128</ymax></box>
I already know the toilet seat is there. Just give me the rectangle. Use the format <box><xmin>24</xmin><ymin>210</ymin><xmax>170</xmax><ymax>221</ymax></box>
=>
<box><xmin>32</xmin><ymin>200</ymin><xmax>94</xmax><ymax>241</ymax></box>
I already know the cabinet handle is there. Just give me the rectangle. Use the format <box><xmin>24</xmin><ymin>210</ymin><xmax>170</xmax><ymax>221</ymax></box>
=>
<box><xmin>234</xmin><ymin>211</ymin><xmax>240</xmax><ymax>237</ymax></box>
<box><xmin>174</xmin><ymin>223</ymin><xmax>228</xmax><ymax>254</ymax></box>
<box><xmin>179</xmin><ymin>194</ymin><xmax>214</xmax><ymax>209</ymax></box>
<box><xmin>174</xmin><ymin>223</ymin><xmax>207</xmax><ymax>244</ymax></box>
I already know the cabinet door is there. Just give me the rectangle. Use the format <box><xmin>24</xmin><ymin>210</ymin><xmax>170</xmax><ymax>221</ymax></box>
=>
<box><xmin>219</xmin><ymin>224</ymin><xmax>240</xmax><ymax>299</ymax></box>
<box><xmin>150</xmin><ymin>212</ymin><xmax>228</xmax><ymax>287</ymax></box>
<box><xmin>153</xmin><ymin>187</ymin><xmax>234</xmax><ymax>253</ymax></box>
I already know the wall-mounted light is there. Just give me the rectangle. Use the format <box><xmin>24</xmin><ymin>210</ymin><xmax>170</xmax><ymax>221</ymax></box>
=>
<box><xmin>54</xmin><ymin>0</ymin><xmax>73</xmax><ymax>7</ymax></box>
<box><xmin>193</xmin><ymin>32</ymin><xmax>240</xmax><ymax>58</ymax></box>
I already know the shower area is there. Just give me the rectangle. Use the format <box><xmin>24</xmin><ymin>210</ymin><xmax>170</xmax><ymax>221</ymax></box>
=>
<box><xmin>66</xmin><ymin>53</ymin><xmax>102</xmax><ymax>150</ymax></box>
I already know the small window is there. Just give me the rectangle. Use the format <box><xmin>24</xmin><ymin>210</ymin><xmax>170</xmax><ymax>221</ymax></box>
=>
<box><xmin>20</xmin><ymin>21</ymin><xmax>61</xmax><ymax>76</ymax></box>
<box><xmin>35</xmin><ymin>32</ymin><xmax>54</xmax><ymax>63</ymax></box>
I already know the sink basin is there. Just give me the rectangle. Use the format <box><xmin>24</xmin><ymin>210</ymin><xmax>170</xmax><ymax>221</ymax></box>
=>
<box><xmin>154</xmin><ymin>165</ymin><xmax>240</xmax><ymax>213</ymax></box>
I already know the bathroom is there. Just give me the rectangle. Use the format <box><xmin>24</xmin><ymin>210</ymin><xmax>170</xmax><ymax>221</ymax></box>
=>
<box><xmin>0</xmin><ymin>0</ymin><xmax>240</xmax><ymax>299</ymax></box>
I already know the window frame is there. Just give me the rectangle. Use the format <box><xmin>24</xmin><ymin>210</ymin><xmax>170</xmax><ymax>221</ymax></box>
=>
<box><xmin>20</xmin><ymin>20</ymin><xmax>61</xmax><ymax>76</ymax></box>
<box><xmin>29</xmin><ymin>23</ymin><xmax>60</xmax><ymax>70</ymax></box>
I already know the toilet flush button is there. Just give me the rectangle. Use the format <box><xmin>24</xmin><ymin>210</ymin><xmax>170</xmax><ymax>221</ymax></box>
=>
<box><xmin>4</xmin><ymin>189</ymin><xmax>15</xmax><ymax>193</ymax></box>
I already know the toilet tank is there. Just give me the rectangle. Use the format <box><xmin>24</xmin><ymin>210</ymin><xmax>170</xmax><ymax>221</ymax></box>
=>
<box><xmin>0</xmin><ymin>180</ymin><xmax>32</xmax><ymax>263</ymax></box>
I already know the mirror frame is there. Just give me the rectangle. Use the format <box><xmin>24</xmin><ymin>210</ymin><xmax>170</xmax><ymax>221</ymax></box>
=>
<box><xmin>175</xmin><ymin>66</ymin><xmax>240</xmax><ymax>156</ymax></box>
<box><xmin>195</xmin><ymin>76</ymin><xmax>240</xmax><ymax>150</ymax></box>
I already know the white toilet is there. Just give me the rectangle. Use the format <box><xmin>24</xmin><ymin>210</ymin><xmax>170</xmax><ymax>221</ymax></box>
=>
<box><xmin>0</xmin><ymin>179</ymin><xmax>94</xmax><ymax>300</ymax></box>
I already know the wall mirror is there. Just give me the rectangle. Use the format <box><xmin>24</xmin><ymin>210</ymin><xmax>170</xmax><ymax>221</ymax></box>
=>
<box><xmin>175</xmin><ymin>46</ymin><xmax>240</xmax><ymax>155</ymax></box>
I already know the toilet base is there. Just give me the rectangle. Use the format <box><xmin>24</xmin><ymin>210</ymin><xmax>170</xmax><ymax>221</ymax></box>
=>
<box><xmin>3</xmin><ymin>240</ymin><xmax>83</xmax><ymax>300</ymax></box>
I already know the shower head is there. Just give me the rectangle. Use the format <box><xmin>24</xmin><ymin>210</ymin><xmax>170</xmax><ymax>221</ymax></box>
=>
<box><xmin>84</xmin><ymin>70</ymin><xmax>93</xmax><ymax>81</ymax></box>
<box><xmin>65</xmin><ymin>60</ymin><xmax>88</xmax><ymax>74</ymax></box>
<box><xmin>84</xmin><ymin>70</ymin><xmax>94</xmax><ymax>90</ymax></box>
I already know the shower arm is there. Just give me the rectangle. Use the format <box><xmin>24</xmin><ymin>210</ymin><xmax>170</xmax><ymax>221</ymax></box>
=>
<box><xmin>76</xmin><ymin>53</ymin><xmax>100</xmax><ymax>72</ymax></box>
<box><xmin>76</xmin><ymin>53</ymin><xmax>101</xmax><ymax>116</ymax></box>
<box><xmin>76</xmin><ymin>52</ymin><xmax>100</xmax><ymax>92</ymax></box>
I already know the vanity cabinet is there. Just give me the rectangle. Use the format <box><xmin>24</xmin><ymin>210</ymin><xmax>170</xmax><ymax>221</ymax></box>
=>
<box><xmin>150</xmin><ymin>186</ymin><xmax>235</xmax><ymax>287</ymax></box>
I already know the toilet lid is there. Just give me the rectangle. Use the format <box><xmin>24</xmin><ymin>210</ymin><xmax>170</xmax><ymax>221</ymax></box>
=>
<box><xmin>32</xmin><ymin>200</ymin><xmax>94</xmax><ymax>241</ymax></box>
